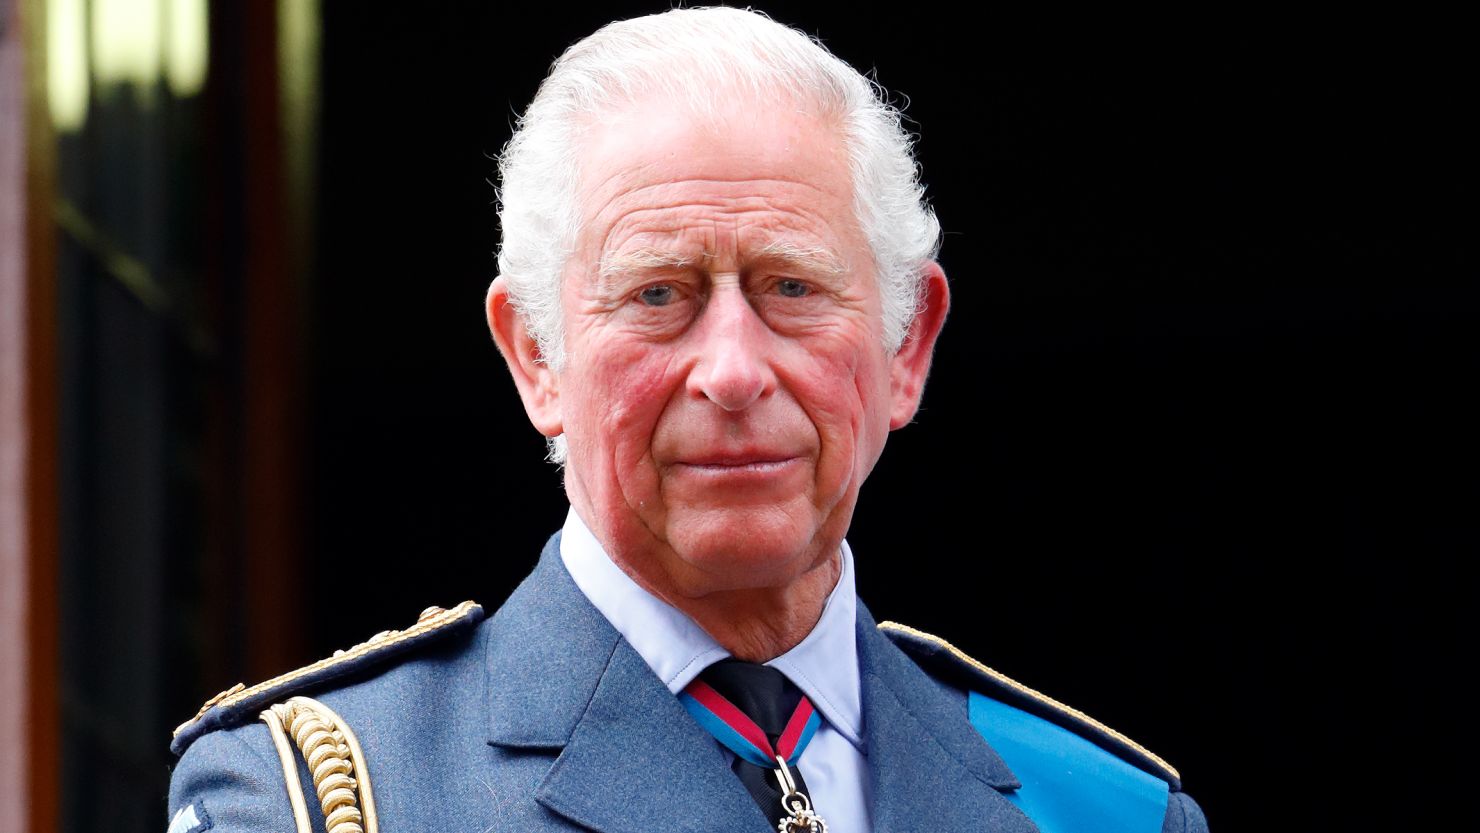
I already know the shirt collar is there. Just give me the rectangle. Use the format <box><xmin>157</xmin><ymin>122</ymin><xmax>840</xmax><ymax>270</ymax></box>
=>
<box><xmin>559</xmin><ymin>508</ymin><xmax>865</xmax><ymax>748</ymax></box>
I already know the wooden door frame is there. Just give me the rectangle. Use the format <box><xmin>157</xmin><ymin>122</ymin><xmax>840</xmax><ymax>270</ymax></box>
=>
<box><xmin>0</xmin><ymin>0</ymin><xmax>61</xmax><ymax>830</ymax></box>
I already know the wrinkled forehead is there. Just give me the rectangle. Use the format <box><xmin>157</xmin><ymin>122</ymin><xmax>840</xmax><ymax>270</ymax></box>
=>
<box><xmin>566</xmin><ymin>91</ymin><xmax>859</xmax><ymax>255</ymax></box>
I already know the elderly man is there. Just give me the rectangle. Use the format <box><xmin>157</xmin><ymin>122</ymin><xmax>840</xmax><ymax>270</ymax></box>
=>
<box><xmin>167</xmin><ymin>8</ymin><xmax>1207</xmax><ymax>833</ymax></box>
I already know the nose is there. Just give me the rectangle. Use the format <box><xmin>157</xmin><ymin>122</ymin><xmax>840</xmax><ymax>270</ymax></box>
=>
<box><xmin>687</xmin><ymin>286</ymin><xmax>777</xmax><ymax>412</ymax></box>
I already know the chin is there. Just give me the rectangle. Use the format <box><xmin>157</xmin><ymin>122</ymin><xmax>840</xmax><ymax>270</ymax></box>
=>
<box><xmin>663</xmin><ymin>508</ymin><xmax>829</xmax><ymax>593</ymax></box>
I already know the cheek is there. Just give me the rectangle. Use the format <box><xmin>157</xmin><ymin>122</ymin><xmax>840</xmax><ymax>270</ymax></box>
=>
<box><xmin>567</xmin><ymin>340</ymin><xmax>680</xmax><ymax>472</ymax></box>
<box><xmin>842</xmin><ymin>354</ymin><xmax>894</xmax><ymax>475</ymax></box>
<box><xmin>784</xmin><ymin>331</ymin><xmax>893</xmax><ymax>481</ymax></box>
<box><xmin>852</xmin><ymin>361</ymin><xmax>894</xmax><ymax>470</ymax></box>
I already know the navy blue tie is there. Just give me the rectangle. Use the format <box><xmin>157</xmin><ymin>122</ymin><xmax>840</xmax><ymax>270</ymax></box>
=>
<box><xmin>692</xmin><ymin>659</ymin><xmax>817</xmax><ymax>824</ymax></box>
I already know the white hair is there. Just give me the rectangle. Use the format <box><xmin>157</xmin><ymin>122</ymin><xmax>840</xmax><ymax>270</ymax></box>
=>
<box><xmin>495</xmin><ymin>7</ymin><xmax>941</xmax><ymax>461</ymax></box>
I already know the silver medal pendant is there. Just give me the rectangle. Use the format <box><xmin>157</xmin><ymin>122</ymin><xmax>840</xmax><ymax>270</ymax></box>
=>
<box><xmin>774</xmin><ymin>757</ymin><xmax>829</xmax><ymax>833</ymax></box>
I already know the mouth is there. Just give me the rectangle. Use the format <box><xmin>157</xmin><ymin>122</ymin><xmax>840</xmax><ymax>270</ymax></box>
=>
<box><xmin>661</xmin><ymin>447</ymin><xmax>811</xmax><ymax>497</ymax></box>
<box><xmin>681</xmin><ymin>458</ymin><xmax>798</xmax><ymax>472</ymax></box>
<box><xmin>669</xmin><ymin>453</ymin><xmax>806</xmax><ymax>476</ymax></box>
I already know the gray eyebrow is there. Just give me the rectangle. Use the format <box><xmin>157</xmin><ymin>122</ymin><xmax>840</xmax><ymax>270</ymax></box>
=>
<box><xmin>753</xmin><ymin>241</ymin><xmax>848</xmax><ymax>276</ymax></box>
<box><xmin>597</xmin><ymin>241</ymin><xmax>848</xmax><ymax>281</ymax></box>
<box><xmin>598</xmin><ymin>247</ymin><xmax>699</xmax><ymax>280</ymax></box>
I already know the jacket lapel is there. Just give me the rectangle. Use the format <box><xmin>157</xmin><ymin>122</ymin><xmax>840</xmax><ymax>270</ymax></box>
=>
<box><xmin>485</xmin><ymin>535</ymin><xmax>769</xmax><ymax>833</ymax></box>
<box><xmin>485</xmin><ymin>536</ymin><xmax>1040</xmax><ymax>833</ymax></box>
<box><xmin>537</xmin><ymin>640</ymin><xmax>769</xmax><ymax>833</ymax></box>
<box><xmin>857</xmin><ymin>603</ymin><xmax>1041</xmax><ymax>833</ymax></box>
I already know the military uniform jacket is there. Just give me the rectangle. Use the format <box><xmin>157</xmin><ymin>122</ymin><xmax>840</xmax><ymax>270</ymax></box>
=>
<box><xmin>168</xmin><ymin>534</ymin><xmax>1209</xmax><ymax>833</ymax></box>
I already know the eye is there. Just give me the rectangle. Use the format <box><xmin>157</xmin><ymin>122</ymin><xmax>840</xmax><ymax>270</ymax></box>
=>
<box><xmin>638</xmin><ymin>284</ymin><xmax>676</xmax><ymax>306</ymax></box>
<box><xmin>776</xmin><ymin>279</ymin><xmax>810</xmax><ymax>298</ymax></box>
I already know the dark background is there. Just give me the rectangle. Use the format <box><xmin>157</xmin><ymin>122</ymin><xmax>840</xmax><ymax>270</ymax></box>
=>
<box><xmin>310</xmin><ymin>7</ymin><xmax>1471</xmax><ymax>831</ymax></box>
<box><xmin>310</xmin><ymin>6</ymin><xmax>1470</xmax><ymax>830</ymax></box>
<box><xmin>42</xmin><ymin>4</ymin><xmax>1472</xmax><ymax>832</ymax></box>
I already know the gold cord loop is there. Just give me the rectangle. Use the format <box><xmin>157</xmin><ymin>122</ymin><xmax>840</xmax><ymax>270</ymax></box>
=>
<box><xmin>260</xmin><ymin>696</ymin><xmax>379</xmax><ymax>833</ymax></box>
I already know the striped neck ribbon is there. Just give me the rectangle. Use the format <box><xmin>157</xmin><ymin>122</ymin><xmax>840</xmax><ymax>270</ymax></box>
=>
<box><xmin>679</xmin><ymin>678</ymin><xmax>822</xmax><ymax>768</ymax></box>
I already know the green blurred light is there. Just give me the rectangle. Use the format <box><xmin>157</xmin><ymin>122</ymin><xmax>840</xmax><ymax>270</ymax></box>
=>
<box><xmin>278</xmin><ymin>0</ymin><xmax>319</xmax><ymax>136</ymax></box>
<box><xmin>47</xmin><ymin>0</ymin><xmax>90</xmax><ymax>131</ymax></box>
<box><xmin>165</xmin><ymin>0</ymin><xmax>209</xmax><ymax>97</ymax></box>
<box><xmin>91</xmin><ymin>0</ymin><xmax>163</xmax><ymax>91</ymax></box>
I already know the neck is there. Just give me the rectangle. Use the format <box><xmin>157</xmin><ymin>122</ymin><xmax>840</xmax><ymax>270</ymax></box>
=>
<box><xmin>563</xmin><ymin>478</ymin><xmax>849</xmax><ymax>662</ymax></box>
<box><xmin>653</xmin><ymin>552</ymin><xmax>842</xmax><ymax>662</ymax></box>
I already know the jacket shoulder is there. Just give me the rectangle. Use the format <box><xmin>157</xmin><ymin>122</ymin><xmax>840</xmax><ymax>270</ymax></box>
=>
<box><xmin>171</xmin><ymin>600</ymin><xmax>486</xmax><ymax>757</ymax></box>
<box><xmin>878</xmin><ymin>620</ymin><xmax>1183</xmax><ymax>791</ymax></box>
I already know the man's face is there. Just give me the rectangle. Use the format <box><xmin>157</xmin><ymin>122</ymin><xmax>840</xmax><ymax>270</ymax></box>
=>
<box><xmin>492</xmin><ymin>95</ymin><xmax>946</xmax><ymax>601</ymax></box>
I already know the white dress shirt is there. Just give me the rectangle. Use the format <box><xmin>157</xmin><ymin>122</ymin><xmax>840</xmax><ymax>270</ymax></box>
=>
<box><xmin>560</xmin><ymin>508</ymin><xmax>873</xmax><ymax>832</ymax></box>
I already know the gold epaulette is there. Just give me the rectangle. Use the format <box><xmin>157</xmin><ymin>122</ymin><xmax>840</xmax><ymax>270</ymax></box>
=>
<box><xmin>172</xmin><ymin>601</ymin><xmax>485</xmax><ymax>755</ymax></box>
<box><xmin>877</xmin><ymin>620</ymin><xmax>1181</xmax><ymax>787</ymax></box>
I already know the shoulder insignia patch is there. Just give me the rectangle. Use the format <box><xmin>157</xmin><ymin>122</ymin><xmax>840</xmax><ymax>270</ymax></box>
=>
<box><xmin>167</xmin><ymin>802</ymin><xmax>212</xmax><ymax>833</ymax></box>
<box><xmin>877</xmin><ymin>620</ymin><xmax>1182</xmax><ymax>790</ymax></box>
<box><xmin>172</xmin><ymin>601</ymin><xmax>485</xmax><ymax>756</ymax></box>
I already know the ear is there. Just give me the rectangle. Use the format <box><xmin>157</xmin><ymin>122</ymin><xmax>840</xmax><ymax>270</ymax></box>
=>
<box><xmin>888</xmin><ymin>261</ymin><xmax>951</xmax><ymax>430</ymax></box>
<box><xmin>486</xmin><ymin>277</ymin><xmax>563</xmax><ymax>438</ymax></box>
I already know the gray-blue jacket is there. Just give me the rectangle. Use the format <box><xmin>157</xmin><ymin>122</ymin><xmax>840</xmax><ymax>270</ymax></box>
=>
<box><xmin>167</xmin><ymin>534</ymin><xmax>1208</xmax><ymax>832</ymax></box>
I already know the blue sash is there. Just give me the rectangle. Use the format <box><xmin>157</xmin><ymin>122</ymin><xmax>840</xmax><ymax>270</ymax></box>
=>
<box><xmin>969</xmin><ymin>692</ymin><xmax>1168</xmax><ymax>833</ymax></box>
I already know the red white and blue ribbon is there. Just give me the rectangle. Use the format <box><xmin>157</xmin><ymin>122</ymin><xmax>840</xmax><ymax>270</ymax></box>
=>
<box><xmin>679</xmin><ymin>679</ymin><xmax>822</xmax><ymax>768</ymax></box>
